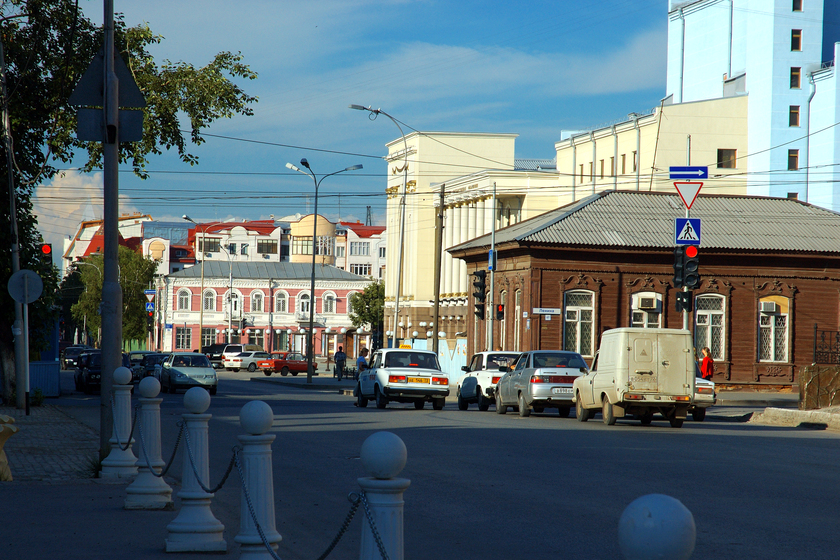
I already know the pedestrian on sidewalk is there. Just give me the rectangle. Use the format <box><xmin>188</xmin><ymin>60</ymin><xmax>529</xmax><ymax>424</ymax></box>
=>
<box><xmin>334</xmin><ymin>346</ymin><xmax>347</xmax><ymax>380</ymax></box>
<box><xmin>356</xmin><ymin>348</ymin><xmax>369</xmax><ymax>375</ymax></box>
<box><xmin>700</xmin><ymin>347</ymin><xmax>714</xmax><ymax>380</ymax></box>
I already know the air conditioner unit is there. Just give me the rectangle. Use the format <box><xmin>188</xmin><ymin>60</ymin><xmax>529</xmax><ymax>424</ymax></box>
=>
<box><xmin>638</xmin><ymin>297</ymin><xmax>658</xmax><ymax>311</ymax></box>
<box><xmin>262</xmin><ymin>254</ymin><xmax>270</xmax><ymax>259</ymax></box>
<box><xmin>760</xmin><ymin>301</ymin><xmax>778</xmax><ymax>313</ymax></box>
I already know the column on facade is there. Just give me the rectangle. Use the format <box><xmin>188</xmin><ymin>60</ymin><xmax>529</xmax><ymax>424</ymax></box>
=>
<box><xmin>476</xmin><ymin>197</ymin><xmax>487</xmax><ymax>238</ymax></box>
<box><xmin>442</xmin><ymin>204</ymin><xmax>452</xmax><ymax>298</ymax></box>
<box><xmin>483</xmin><ymin>197</ymin><xmax>494</xmax><ymax>237</ymax></box>
<box><xmin>458</xmin><ymin>202</ymin><xmax>469</xmax><ymax>296</ymax></box>
<box><xmin>467</xmin><ymin>199</ymin><xmax>477</xmax><ymax>246</ymax></box>
<box><xmin>449</xmin><ymin>204</ymin><xmax>461</xmax><ymax>297</ymax></box>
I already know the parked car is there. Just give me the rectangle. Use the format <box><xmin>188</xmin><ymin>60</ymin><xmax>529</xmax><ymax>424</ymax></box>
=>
<box><xmin>691</xmin><ymin>364</ymin><xmax>716</xmax><ymax>421</ymax></box>
<box><xmin>61</xmin><ymin>345</ymin><xmax>91</xmax><ymax>370</ymax></box>
<box><xmin>573</xmin><ymin>328</ymin><xmax>695</xmax><ymax>428</ymax></box>
<box><xmin>355</xmin><ymin>349</ymin><xmax>449</xmax><ymax>410</ymax></box>
<box><xmin>222</xmin><ymin>351</ymin><xmax>271</xmax><ymax>372</ymax></box>
<box><xmin>495</xmin><ymin>350</ymin><xmax>589</xmax><ymax>418</ymax></box>
<box><xmin>74</xmin><ymin>350</ymin><xmax>130</xmax><ymax>394</ymax></box>
<box><xmin>128</xmin><ymin>350</ymin><xmax>156</xmax><ymax>372</ymax></box>
<box><xmin>131</xmin><ymin>352</ymin><xmax>168</xmax><ymax>382</ymax></box>
<box><xmin>157</xmin><ymin>352</ymin><xmax>218</xmax><ymax>395</ymax></box>
<box><xmin>457</xmin><ymin>351</ymin><xmax>520</xmax><ymax>411</ymax></box>
<box><xmin>202</xmin><ymin>343</ymin><xmax>228</xmax><ymax>369</ymax></box>
<box><xmin>257</xmin><ymin>352</ymin><xmax>314</xmax><ymax>376</ymax></box>
<box><xmin>221</xmin><ymin>344</ymin><xmax>264</xmax><ymax>367</ymax></box>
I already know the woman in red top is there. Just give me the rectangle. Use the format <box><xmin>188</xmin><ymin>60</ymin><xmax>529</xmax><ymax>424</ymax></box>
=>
<box><xmin>700</xmin><ymin>347</ymin><xmax>714</xmax><ymax>380</ymax></box>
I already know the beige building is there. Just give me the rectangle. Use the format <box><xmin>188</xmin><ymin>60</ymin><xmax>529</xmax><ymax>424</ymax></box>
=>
<box><xmin>385</xmin><ymin>95</ymin><xmax>750</xmax><ymax>348</ymax></box>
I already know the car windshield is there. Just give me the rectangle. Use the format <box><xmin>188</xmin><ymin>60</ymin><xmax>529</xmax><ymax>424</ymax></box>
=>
<box><xmin>172</xmin><ymin>355</ymin><xmax>211</xmax><ymax>368</ymax></box>
<box><xmin>532</xmin><ymin>352</ymin><xmax>587</xmax><ymax>369</ymax></box>
<box><xmin>486</xmin><ymin>353</ymin><xmax>518</xmax><ymax>369</ymax></box>
<box><xmin>88</xmin><ymin>353</ymin><xmax>102</xmax><ymax>366</ymax></box>
<box><xmin>384</xmin><ymin>351</ymin><xmax>440</xmax><ymax>370</ymax></box>
<box><xmin>65</xmin><ymin>347</ymin><xmax>84</xmax><ymax>357</ymax></box>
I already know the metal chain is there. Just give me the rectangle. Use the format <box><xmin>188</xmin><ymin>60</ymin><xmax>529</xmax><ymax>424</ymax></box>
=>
<box><xmin>234</xmin><ymin>448</ymin><xmax>283</xmax><ymax>560</ymax></box>
<box><xmin>182</xmin><ymin>425</ymin><xmax>236</xmax><ymax>494</ymax></box>
<box><xmin>313</xmin><ymin>493</ymin><xmax>362</xmax><ymax>560</ymax></box>
<box><xmin>136</xmin><ymin>417</ymin><xmax>185</xmax><ymax>478</ymax></box>
<box><xmin>109</xmin><ymin>394</ymin><xmax>139</xmax><ymax>452</ymax></box>
<box><xmin>358</xmin><ymin>491</ymin><xmax>391</xmax><ymax>560</ymax></box>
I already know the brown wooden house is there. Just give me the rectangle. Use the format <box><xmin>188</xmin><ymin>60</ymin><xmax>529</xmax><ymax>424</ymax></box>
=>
<box><xmin>449</xmin><ymin>191</ymin><xmax>840</xmax><ymax>388</ymax></box>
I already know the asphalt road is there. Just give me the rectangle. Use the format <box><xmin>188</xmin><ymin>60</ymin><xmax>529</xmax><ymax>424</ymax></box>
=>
<box><xmin>53</xmin><ymin>369</ymin><xmax>840</xmax><ymax>560</ymax></box>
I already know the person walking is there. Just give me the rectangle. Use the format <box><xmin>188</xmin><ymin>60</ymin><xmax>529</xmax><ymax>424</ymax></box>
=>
<box><xmin>700</xmin><ymin>347</ymin><xmax>714</xmax><ymax>380</ymax></box>
<box><xmin>334</xmin><ymin>346</ymin><xmax>347</xmax><ymax>381</ymax></box>
<box><xmin>356</xmin><ymin>348</ymin><xmax>369</xmax><ymax>375</ymax></box>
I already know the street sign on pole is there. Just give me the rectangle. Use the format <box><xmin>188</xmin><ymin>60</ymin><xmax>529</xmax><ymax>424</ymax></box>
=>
<box><xmin>675</xmin><ymin>218</ymin><xmax>701</xmax><ymax>245</ymax></box>
<box><xmin>144</xmin><ymin>289</ymin><xmax>156</xmax><ymax>302</ymax></box>
<box><xmin>670</xmin><ymin>166</ymin><xmax>708</xmax><ymax>179</ymax></box>
<box><xmin>145</xmin><ymin>301</ymin><xmax>155</xmax><ymax>312</ymax></box>
<box><xmin>674</xmin><ymin>181</ymin><xmax>703</xmax><ymax>209</ymax></box>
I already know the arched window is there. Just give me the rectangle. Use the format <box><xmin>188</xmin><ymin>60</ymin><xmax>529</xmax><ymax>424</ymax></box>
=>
<box><xmin>758</xmin><ymin>297</ymin><xmax>789</xmax><ymax>362</ymax></box>
<box><xmin>347</xmin><ymin>292</ymin><xmax>357</xmax><ymax>315</ymax></box>
<box><xmin>499</xmin><ymin>290</ymin><xmax>507</xmax><ymax>350</ymax></box>
<box><xmin>514</xmin><ymin>290</ymin><xmax>522</xmax><ymax>352</ymax></box>
<box><xmin>227</xmin><ymin>291</ymin><xmax>242</xmax><ymax>315</ymax></box>
<box><xmin>323</xmin><ymin>292</ymin><xmax>336</xmax><ymax>314</ymax></box>
<box><xmin>202</xmin><ymin>289</ymin><xmax>216</xmax><ymax>312</ymax></box>
<box><xmin>299</xmin><ymin>293</ymin><xmax>311</xmax><ymax>314</ymax></box>
<box><xmin>177</xmin><ymin>289</ymin><xmax>191</xmax><ymax>311</ymax></box>
<box><xmin>251</xmin><ymin>291</ymin><xmax>264</xmax><ymax>312</ymax></box>
<box><xmin>275</xmin><ymin>291</ymin><xmax>288</xmax><ymax>313</ymax></box>
<box><xmin>695</xmin><ymin>294</ymin><xmax>725</xmax><ymax>360</ymax></box>
<box><xmin>564</xmin><ymin>290</ymin><xmax>594</xmax><ymax>356</ymax></box>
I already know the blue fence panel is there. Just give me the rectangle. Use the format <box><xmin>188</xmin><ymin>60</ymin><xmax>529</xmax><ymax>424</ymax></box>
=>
<box><xmin>30</xmin><ymin>361</ymin><xmax>61</xmax><ymax>397</ymax></box>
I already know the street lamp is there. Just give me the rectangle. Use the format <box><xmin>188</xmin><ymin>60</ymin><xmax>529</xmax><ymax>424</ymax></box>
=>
<box><xmin>286</xmin><ymin>158</ymin><xmax>363</xmax><ymax>383</ymax></box>
<box><xmin>350</xmin><ymin>104</ymin><xmax>408</xmax><ymax>351</ymax></box>
<box><xmin>182</xmin><ymin>215</ymin><xmax>205</xmax><ymax>351</ymax></box>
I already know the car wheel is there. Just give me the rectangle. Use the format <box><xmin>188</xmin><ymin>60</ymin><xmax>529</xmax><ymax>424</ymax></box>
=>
<box><xmin>670</xmin><ymin>417</ymin><xmax>685</xmax><ymax>428</ymax></box>
<box><xmin>692</xmin><ymin>408</ymin><xmax>706</xmax><ymax>422</ymax></box>
<box><xmin>495</xmin><ymin>391</ymin><xmax>507</xmax><ymax>414</ymax></box>
<box><xmin>414</xmin><ymin>400</ymin><xmax>425</xmax><ymax>410</ymax></box>
<box><xmin>518</xmin><ymin>393</ymin><xmax>531</xmax><ymax>418</ymax></box>
<box><xmin>263</xmin><ymin>370</ymin><xmax>272</xmax><ymax>377</ymax></box>
<box><xmin>209</xmin><ymin>386</ymin><xmax>217</xmax><ymax>396</ymax></box>
<box><xmin>575</xmin><ymin>393</ymin><xmax>590</xmax><ymax>422</ymax></box>
<box><xmin>557</xmin><ymin>406</ymin><xmax>571</xmax><ymax>418</ymax></box>
<box><xmin>355</xmin><ymin>384</ymin><xmax>368</xmax><ymax>408</ymax></box>
<box><xmin>247</xmin><ymin>363</ymin><xmax>256</xmax><ymax>372</ymax></box>
<box><xmin>477</xmin><ymin>390</ymin><xmax>491</xmax><ymax>411</ymax></box>
<box><xmin>291</xmin><ymin>372</ymin><xmax>299</xmax><ymax>377</ymax></box>
<box><xmin>375</xmin><ymin>387</ymin><xmax>388</xmax><ymax>409</ymax></box>
<box><xmin>602</xmin><ymin>397</ymin><xmax>617</xmax><ymax>426</ymax></box>
<box><xmin>281</xmin><ymin>367</ymin><xmax>289</xmax><ymax>376</ymax></box>
<box><xmin>533</xmin><ymin>406</ymin><xmax>544</xmax><ymax>413</ymax></box>
<box><xmin>232</xmin><ymin>368</ymin><xmax>240</xmax><ymax>373</ymax></box>
<box><xmin>432</xmin><ymin>398</ymin><xmax>445</xmax><ymax>410</ymax></box>
<box><xmin>457</xmin><ymin>390</ymin><xmax>468</xmax><ymax>411</ymax></box>
<box><xmin>640</xmin><ymin>411</ymin><xmax>654</xmax><ymax>425</ymax></box>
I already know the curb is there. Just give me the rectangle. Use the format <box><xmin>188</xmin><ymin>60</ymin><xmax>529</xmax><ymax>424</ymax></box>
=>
<box><xmin>750</xmin><ymin>407</ymin><xmax>840</xmax><ymax>430</ymax></box>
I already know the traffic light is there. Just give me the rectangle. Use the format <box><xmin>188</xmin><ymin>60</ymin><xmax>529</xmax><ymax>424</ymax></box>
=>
<box><xmin>675</xmin><ymin>291</ymin><xmax>693</xmax><ymax>313</ymax></box>
<box><xmin>673</xmin><ymin>246</ymin><xmax>686</xmax><ymax>288</ymax></box>
<box><xmin>472</xmin><ymin>270</ymin><xmax>487</xmax><ymax>320</ymax></box>
<box><xmin>683</xmin><ymin>245</ymin><xmax>700</xmax><ymax>289</ymax></box>
<box><xmin>496</xmin><ymin>304</ymin><xmax>505</xmax><ymax>321</ymax></box>
<box><xmin>146</xmin><ymin>310</ymin><xmax>154</xmax><ymax>331</ymax></box>
<box><xmin>240</xmin><ymin>318</ymin><xmax>247</xmax><ymax>330</ymax></box>
<box><xmin>39</xmin><ymin>243</ymin><xmax>52</xmax><ymax>263</ymax></box>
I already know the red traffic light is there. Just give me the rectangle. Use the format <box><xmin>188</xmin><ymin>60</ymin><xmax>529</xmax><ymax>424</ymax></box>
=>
<box><xmin>685</xmin><ymin>245</ymin><xmax>698</xmax><ymax>258</ymax></box>
<box><xmin>40</xmin><ymin>243</ymin><xmax>52</xmax><ymax>255</ymax></box>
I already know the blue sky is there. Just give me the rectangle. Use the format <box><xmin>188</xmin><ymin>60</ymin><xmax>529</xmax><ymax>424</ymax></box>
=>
<box><xmin>34</xmin><ymin>0</ymin><xmax>667</xmax><ymax>253</ymax></box>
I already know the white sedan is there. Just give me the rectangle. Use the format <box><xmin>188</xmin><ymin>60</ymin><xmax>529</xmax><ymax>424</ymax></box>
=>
<box><xmin>355</xmin><ymin>348</ymin><xmax>449</xmax><ymax>410</ymax></box>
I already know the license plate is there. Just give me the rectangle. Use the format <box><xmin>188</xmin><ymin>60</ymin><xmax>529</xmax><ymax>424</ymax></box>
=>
<box><xmin>407</xmin><ymin>377</ymin><xmax>429</xmax><ymax>384</ymax></box>
<box><xmin>552</xmin><ymin>387</ymin><xmax>573</xmax><ymax>394</ymax></box>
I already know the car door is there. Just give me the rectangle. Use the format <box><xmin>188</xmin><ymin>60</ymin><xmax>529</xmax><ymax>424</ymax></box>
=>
<box><xmin>512</xmin><ymin>353</ymin><xmax>531</xmax><ymax>398</ymax></box>
<box><xmin>360</xmin><ymin>352</ymin><xmax>381</xmax><ymax>396</ymax></box>
<box><xmin>463</xmin><ymin>355</ymin><xmax>483</xmax><ymax>398</ymax></box>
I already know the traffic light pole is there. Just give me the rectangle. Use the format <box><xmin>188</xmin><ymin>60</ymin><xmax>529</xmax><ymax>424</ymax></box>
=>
<box><xmin>487</xmin><ymin>182</ymin><xmax>497</xmax><ymax>351</ymax></box>
<box><xmin>683</xmin><ymin>207</ymin><xmax>689</xmax><ymax>330</ymax></box>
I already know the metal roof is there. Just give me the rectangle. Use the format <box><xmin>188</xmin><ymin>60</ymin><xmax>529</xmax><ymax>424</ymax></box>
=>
<box><xmin>451</xmin><ymin>191</ymin><xmax>840</xmax><ymax>253</ymax></box>
<box><xmin>514</xmin><ymin>158</ymin><xmax>557</xmax><ymax>171</ymax></box>
<box><xmin>170</xmin><ymin>261</ymin><xmax>371</xmax><ymax>281</ymax></box>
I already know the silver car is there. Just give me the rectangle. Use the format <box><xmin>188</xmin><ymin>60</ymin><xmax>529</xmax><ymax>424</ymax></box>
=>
<box><xmin>158</xmin><ymin>352</ymin><xmax>218</xmax><ymax>395</ymax></box>
<box><xmin>495</xmin><ymin>351</ymin><xmax>589</xmax><ymax>417</ymax></box>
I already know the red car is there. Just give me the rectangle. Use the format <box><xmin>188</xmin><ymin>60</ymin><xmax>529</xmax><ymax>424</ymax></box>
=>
<box><xmin>258</xmin><ymin>352</ymin><xmax>317</xmax><ymax>376</ymax></box>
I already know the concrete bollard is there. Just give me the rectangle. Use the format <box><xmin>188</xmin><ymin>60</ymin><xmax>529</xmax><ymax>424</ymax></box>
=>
<box><xmin>125</xmin><ymin>376</ymin><xmax>173</xmax><ymax>510</ymax></box>
<box><xmin>235</xmin><ymin>400</ymin><xmax>282</xmax><ymax>559</ymax></box>
<box><xmin>618</xmin><ymin>494</ymin><xmax>696</xmax><ymax>560</ymax></box>
<box><xmin>357</xmin><ymin>431</ymin><xmax>410</xmax><ymax>560</ymax></box>
<box><xmin>101</xmin><ymin>366</ymin><xmax>139</xmax><ymax>479</ymax></box>
<box><xmin>165</xmin><ymin>387</ymin><xmax>226</xmax><ymax>553</ymax></box>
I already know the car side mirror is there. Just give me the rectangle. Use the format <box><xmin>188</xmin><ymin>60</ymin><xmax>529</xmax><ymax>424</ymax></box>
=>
<box><xmin>461</xmin><ymin>365</ymin><xmax>470</xmax><ymax>372</ymax></box>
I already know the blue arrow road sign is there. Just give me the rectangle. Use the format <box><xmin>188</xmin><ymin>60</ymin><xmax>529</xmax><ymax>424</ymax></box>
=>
<box><xmin>675</xmin><ymin>218</ymin><xmax>701</xmax><ymax>245</ymax></box>
<box><xmin>670</xmin><ymin>166</ymin><xmax>708</xmax><ymax>179</ymax></box>
<box><xmin>145</xmin><ymin>301</ymin><xmax>155</xmax><ymax>311</ymax></box>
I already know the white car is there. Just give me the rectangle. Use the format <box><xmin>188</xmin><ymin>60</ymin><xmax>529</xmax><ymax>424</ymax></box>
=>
<box><xmin>691</xmin><ymin>373</ymin><xmax>716</xmax><ymax>421</ymax></box>
<box><xmin>355</xmin><ymin>348</ymin><xmax>449</xmax><ymax>410</ymax></box>
<box><xmin>222</xmin><ymin>351</ymin><xmax>271</xmax><ymax>372</ymax></box>
<box><xmin>457</xmin><ymin>352</ymin><xmax>520</xmax><ymax>411</ymax></box>
<box><xmin>495</xmin><ymin>351</ymin><xmax>589</xmax><ymax>417</ymax></box>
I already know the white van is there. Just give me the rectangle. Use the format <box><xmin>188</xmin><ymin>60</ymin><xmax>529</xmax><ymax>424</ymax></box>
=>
<box><xmin>572</xmin><ymin>328</ymin><xmax>695</xmax><ymax>428</ymax></box>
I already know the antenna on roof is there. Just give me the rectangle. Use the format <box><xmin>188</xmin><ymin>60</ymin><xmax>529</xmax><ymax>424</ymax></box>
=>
<box><xmin>366</xmin><ymin>206</ymin><xmax>372</xmax><ymax>226</ymax></box>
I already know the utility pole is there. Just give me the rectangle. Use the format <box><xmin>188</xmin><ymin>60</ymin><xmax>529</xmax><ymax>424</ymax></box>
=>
<box><xmin>488</xmin><ymin>182</ymin><xmax>497</xmax><ymax>351</ymax></box>
<box><xmin>432</xmin><ymin>184</ymin><xmax>445</xmax><ymax>354</ymax></box>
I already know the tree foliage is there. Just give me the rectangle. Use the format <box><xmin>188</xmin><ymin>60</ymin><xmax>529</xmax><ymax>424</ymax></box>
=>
<box><xmin>0</xmin><ymin>0</ymin><xmax>258</xmax><ymax>397</ymax></box>
<box><xmin>68</xmin><ymin>247</ymin><xmax>158</xmax><ymax>346</ymax></box>
<box><xmin>348</xmin><ymin>281</ymin><xmax>385</xmax><ymax>329</ymax></box>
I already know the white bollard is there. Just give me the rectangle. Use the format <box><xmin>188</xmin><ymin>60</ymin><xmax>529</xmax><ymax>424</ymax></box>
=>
<box><xmin>235</xmin><ymin>400</ymin><xmax>282</xmax><ymax>560</ymax></box>
<box><xmin>165</xmin><ymin>387</ymin><xmax>226</xmax><ymax>553</ymax></box>
<box><xmin>125</xmin><ymin>376</ymin><xmax>173</xmax><ymax>510</ymax></box>
<box><xmin>101</xmin><ymin>366</ymin><xmax>139</xmax><ymax>479</ymax></box>
<box><xmin>618</xmin><ymin>494</ymin><xmax>696</xmax><ymax>560</ymax></box>
<box><xmin>357</xmin><ymin>431</ymin><xmax>410</xmax><ymax>560</ymax></box>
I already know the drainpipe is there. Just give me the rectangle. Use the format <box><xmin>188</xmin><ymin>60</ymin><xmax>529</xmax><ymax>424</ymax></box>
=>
<box><xmin>679</xmin><ymin>8</ymin><xmax>686</xmax><ymax>103</ymax></box>
<box><xmin>591</xmin><ymin>132</ymin><xmax>596</xmax><ymax>195</ymax></box>
<box><xmin>571</xmin><ymin>139</ymin><xmax>577</xmax><ymax>201</ymax></box>
<box><xmin>613</xmin><ymin>125</ymin><xmax>618</xmax><ymax>190</ymax></box>
<box><xmin>806</xmin><ymin>73</ymin><xmax>816</xmax><ymax>203</ymax></box>
<box><xmin>728</xmin><ymin>0</ymin><xmax>733</xmax><ymax>78</ymax></box>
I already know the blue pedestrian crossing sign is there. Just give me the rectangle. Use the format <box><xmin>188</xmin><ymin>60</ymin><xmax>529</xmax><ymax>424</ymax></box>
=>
<box><xmin>145</xmin><ymin>301</ymin><xmax>155</xmax><ymax>312</ymax></box>
<box><xmin>675</xmin><ymin>218</ymin><xmax>701</xmax><ymax>245</ymax></box>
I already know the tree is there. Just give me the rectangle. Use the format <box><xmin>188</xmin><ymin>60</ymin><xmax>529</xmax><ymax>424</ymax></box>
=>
<box><xmin>349</xmin><ymin>281</ymin><xmax>385</xmax><ymax>330</ymax></box>
<box><xmin>0</xmin><ymin>0</ymin><xmax>258</xmax><ymax>402</ymax></box>
<box><xmin>68</xmin><ymin>247</ymin><xmax>158</xmax><ymax>347</ymax></box>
